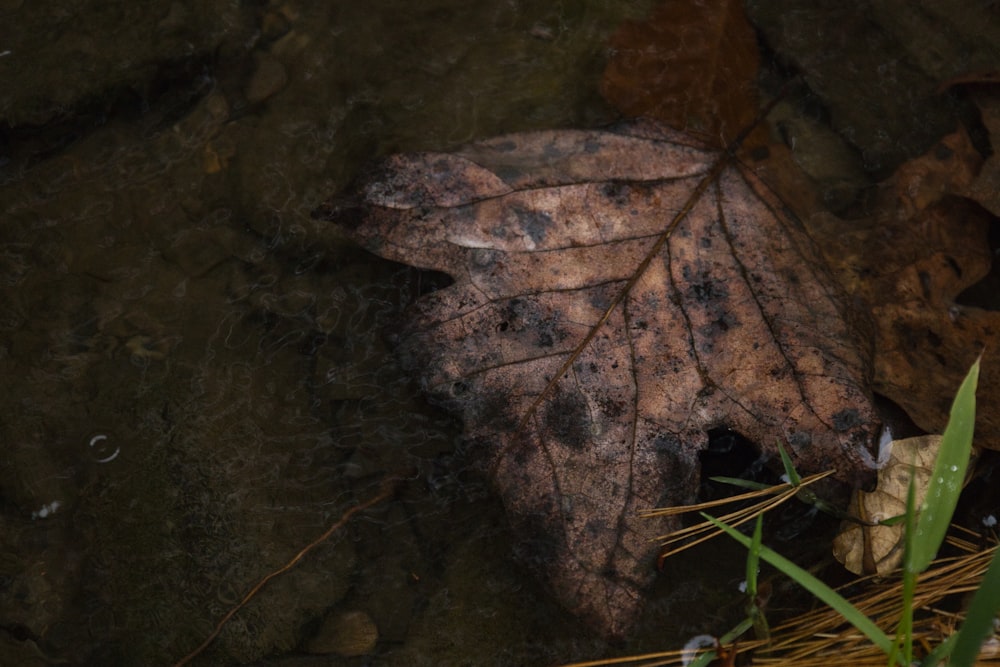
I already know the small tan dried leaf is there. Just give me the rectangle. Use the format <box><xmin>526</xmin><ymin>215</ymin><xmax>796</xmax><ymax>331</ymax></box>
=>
<box><xmin>833</xmin><ymin>435</ymin><xmax>940</xmax><ymax>576</ymax></box>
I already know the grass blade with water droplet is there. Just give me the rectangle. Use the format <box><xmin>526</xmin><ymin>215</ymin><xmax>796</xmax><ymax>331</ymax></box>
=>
<box><xmin>909</xmin><ymin>357</ymin><xmax>980</xmax><ymax>574</ymax></box>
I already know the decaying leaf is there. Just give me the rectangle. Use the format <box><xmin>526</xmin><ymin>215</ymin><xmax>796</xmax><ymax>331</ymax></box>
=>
<box><xmin>964</xmin><ymin>89</ymin><xmax>1000</xmax><ymax>218</ymax></box>
<box><xmin>600</xmin><ymin>0</ymin><xmax>762</xmax><ymax>147</ymax></box>
<box><xmin>833</xmin><ymin>435</ymin><xmax>941</xmax><ymax>576</ymax></box>
<box><xmin>809</xmin><ymin>128</ymin><xmax>1000</xmax><ymax>450</ymax></box>
<box><xmin>329</xmin><ymin>120</ymin><xmax>881</xmax><ymax>637</ymax></box>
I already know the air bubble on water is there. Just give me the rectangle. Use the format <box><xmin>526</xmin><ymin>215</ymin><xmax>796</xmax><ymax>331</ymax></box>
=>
<box><xmin>88</xmin><ymin>433</ymin><xmax>121</xmax><ymax>463</ymax></box>
<box><xmin>31</xmin><ymin>500</ymin><xmax>61</xmax><ymax>520</ymax></box>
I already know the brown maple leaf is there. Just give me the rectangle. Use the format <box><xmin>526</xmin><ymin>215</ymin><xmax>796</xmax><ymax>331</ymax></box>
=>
<box><xmin>325</xmin><ymin>120</ymin><xmax>881</xmax><ymax>638</ymax></box>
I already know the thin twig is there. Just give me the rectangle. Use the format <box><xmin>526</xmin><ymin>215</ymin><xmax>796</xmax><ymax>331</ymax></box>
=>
<box><xmin>172</xmin><ymin>478</ymin><xmax>398</xmax><ymax>667</ymax></box>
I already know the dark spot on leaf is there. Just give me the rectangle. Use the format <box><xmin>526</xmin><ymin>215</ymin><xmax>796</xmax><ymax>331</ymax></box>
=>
<box><xmin>788</xmin><ymin>431</ymin><xmax>812</xmax><ymax>448</ymax></box>
<box><xmin>602</xmin><ymin>182</ymin><xmax>631</xmax><ymax>205</ymax></box>
<box><xmin>543</xmin><ymin>143</ymin><xmax>567</xmax><ymax>160</ymax></box>
<box><xmin>546</xmin><ymin>388</ymin><xmax>591</xmax><ymax>450</ymax></box>
<box><xmin>476</xmin><ymin>390</ymin><xmax>520</xmax><ymax>433</ymax></box>
<box><xmin>652</xmin><ymin>432</ymin><xmax>680</xmax><ymax>455</ymax></box>
<box><xmin>701</xmin><ymin>313</ymin><xmax>737</xmax><ymax>338</ymax></box>
<box><xmin>586</xmin><ymin>519</ymin><xmax>605</xmax><ymax>538</ymax></box>
<box><xmin>682</xmin><ymin>265</ymin><xmax>728</xmax><ymax>304</ymax></box>
<box><xmin>512</xmin><ymin>206</ymin><xmax>553</xmax><ymax>245</ymax></box>
<box><xmin>831</xmin><ymin>408</ymin><xmax>862</xmax><ymax>432</ymax></box>
<box><xmin>690</xmin><ymin>280</ymin><xmax>725</xmax><ymax>303</ymax></box>
<box><xmin>495</xmin><ymin>165</ymin><xmax>524</xmax><ymax>182</ymax></box>
<box><xmin>504</xmin><ymin>298</ymin><xmax>533</xmax><ymax>330</ymax></box>
<box><xmin>511</xmin><ymin>503</ymin><xmax>562</xmax><ymax>581</ymax></box>
<box><xmin>598</xmin><ymin>396</ymin><xmax>625</xmax><ymax>419</ymax></box>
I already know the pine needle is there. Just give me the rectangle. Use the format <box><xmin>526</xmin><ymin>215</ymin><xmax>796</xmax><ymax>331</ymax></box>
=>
<box><xmin>647</xmin><ymin>470</ymin><xmax>834</xmax><ymax>558</ymax></box>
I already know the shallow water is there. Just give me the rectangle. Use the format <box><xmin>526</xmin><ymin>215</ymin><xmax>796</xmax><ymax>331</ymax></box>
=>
<box><xmin>2</xmin><ymin>2</ymin><xmax>736</xmax><ymax>665</ymax></box>
<box><xmin>10</xmin><ymin>1</ymin><xmax>997</xmax><ymax>665</ymax></box>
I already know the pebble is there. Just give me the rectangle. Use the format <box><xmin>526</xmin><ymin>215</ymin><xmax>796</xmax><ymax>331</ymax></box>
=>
<box><xmin>304</xmin><ymin>610</ymin><xmax>378</xmax><ymax>657</ymax></box>
<box><xmin>245</xmin><ymin>52</ymin><xmax>288</xmax><ymax>104</ymax></box>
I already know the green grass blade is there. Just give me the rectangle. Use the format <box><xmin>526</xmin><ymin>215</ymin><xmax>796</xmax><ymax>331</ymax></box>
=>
<box><xmin>746</xmin><ymin>514</ymin><xmax>770</xmax><ymax>640</ymax></box>
<box><xmin>685</xmin><ymin>616</ymin><xmax>755</xmax><ymax>666</ymax></box>
<box><xmin>719</xmin><ymin>616</ymin><xmax>754</xmax><ymax>644</ymax></box>
<box><xmin>746</xmin><ymin>514</ymin><xmax>762</xmax><ymax>598</ymax></box>
<box><xmin>910</xmin><ymin>357</ymin><xmax>980</xmax><ymax>573</ymax></box>
<box><xmin>703</xmin><ymin>513</ymin><xmax>897</xmax><ymax>658</ymax></box>
<box><xmin>776</xmin><ymin>440</ymin><xmax>801</xmax><ymax>486</ymax></box>
<box><xmin>946</xmin><ymin>546</ymin><xmax>1000</xmax><ymax>666</ymax></box>
<box><xmin>687</xmin><ymin>652</ymin><xmax>716</xmax><ymax>667</ymax></box>
<box><xmin>893</xmin><ymin>472</ymin><xmax>919</xmax><ymax>666</ymax></box>
<box><xmin>708</xmin><ymin>476</ymin><xmax>771</xmax><ymax>491</ymax></box>
<box><xmin>921</xmin><ymin>634</ymin><xmax>956</xmax><ymax>667</ymax></box>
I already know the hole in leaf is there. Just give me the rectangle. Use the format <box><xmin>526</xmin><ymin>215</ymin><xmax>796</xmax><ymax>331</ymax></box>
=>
<box><xmin>698</xmin><ymin>428</ymin><xmax>771</xmax><ymax>503</ymax></box>
<box><xmin>410</xmin><ymin>267</ymin><xmax>454</xmax><ymax>299</ymax></box>
<box><xmin>873</xmin><ymin>393</ymin><xmax>924</xmax><ymax>442</ymax></box>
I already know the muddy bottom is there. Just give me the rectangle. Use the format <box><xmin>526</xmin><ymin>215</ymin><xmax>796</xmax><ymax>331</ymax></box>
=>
<box><xmin>3</xmin><ymin>1</ymin><xmax>999</xmax><ymax>666</ymax></box>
